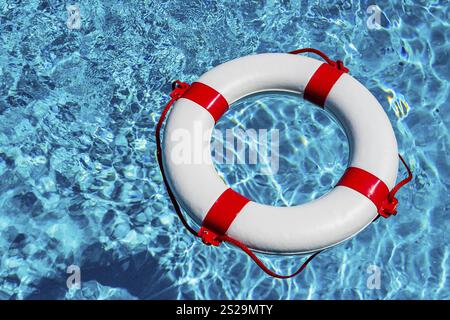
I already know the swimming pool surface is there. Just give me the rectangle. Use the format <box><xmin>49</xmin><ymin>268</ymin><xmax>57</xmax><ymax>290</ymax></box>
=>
<box><xmin>0</xmin><ymin>0</ymin><xmax>448</xmax><ymax>299</ymax></box>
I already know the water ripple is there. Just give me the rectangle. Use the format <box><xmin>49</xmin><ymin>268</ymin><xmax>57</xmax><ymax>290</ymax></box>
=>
<box><xmin>0</xmin><ymin>0</ymin><xmax>448</xmax><ymax>299</ymax></box>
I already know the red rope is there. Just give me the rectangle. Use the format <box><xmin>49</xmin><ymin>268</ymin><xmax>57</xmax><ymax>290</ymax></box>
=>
<box><xmin>289</xmin><ymin>47</ymin><xmax>349</xmax><ymax>73</ymax></box>
<box><xmin>378</xmin><ymin>154</ymin><xmax>413</xmax><ymax>217</ymax></box>
<box><xmin>389</xmin><ymin>154</ymin><xmax>413</xmax><ymax>202</ymax></box>
<box><xmin>156</xmin><ymin>81</ymin><xmax>198</xmax><ymax>237</ymax></box>
<box><xmin>218</xmin><ymin>234</ymin><xmax>322</xmax><ymax>279</ymax></box>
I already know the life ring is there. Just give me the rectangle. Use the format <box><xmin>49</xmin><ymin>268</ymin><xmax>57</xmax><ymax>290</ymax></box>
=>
<box><xmin>158</xmin><ymin>50</ymin><xmax>411</xmax><ymax>257</ymax></box>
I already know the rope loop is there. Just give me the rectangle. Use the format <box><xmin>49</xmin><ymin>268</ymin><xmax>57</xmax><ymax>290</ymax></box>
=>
<box><xmin>289</xmin><ymin>47</ymin><xmax>349</xmax><ymax>73</ymax></box>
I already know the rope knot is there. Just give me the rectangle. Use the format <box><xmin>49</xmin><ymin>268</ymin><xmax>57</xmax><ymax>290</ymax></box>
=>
<box><xmin>327</xmin><ymin>60</ymin><xmax>349</xmax><ymax>73</ymax></box>
<box><xmin>378</xmin><ymin>154</ymin><xmax>412</xmax><ymax>218</ymax></box>
<box><xmin>170</xmin><ymin>80</ymin><xmax>190</xmax><ymax>100</ymax></box>
<box><xmin>198</xmin><ymin>227</ymin><xmax>222</xmax><ymax>246</ymax></box>
<box><xmin>379</xmin><ymin>196</ymin><xmax>398</xmax><ymax>218</ymax></box>
<box><xmin>335</xmin><ymin>60</ymin><xmax>349</xmax><ymax>73</ymax></box>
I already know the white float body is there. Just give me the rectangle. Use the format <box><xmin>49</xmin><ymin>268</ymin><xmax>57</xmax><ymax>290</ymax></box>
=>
<box><xmin>163</xmin><ymin>53</ymin><xmax>398</xmax><ymax>254</ymax></box>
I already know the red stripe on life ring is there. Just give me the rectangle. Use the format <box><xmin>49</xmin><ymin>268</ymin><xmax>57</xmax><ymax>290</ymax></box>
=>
<box><xmin>304</xmin><ymin>63</ymin><xmax>345</xmax><ymax>107</ymax></box>
<box><xmin>337</xmin><ymin>167</ymin><xmax>390</xmax><ymax>212</ymax></box>
<box><xmin>181</xmin><ymin>82</ymin><xmax>229</xmax><ymax>122</ymax></box>
<box><xmin>201</xmin><ymin>188</ymin><xmax>250</xmax><ymax>236</ymax></box>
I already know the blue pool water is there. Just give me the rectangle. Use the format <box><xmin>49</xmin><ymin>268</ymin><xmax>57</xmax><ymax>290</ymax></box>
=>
<box><xmin>0</xmin><ymin>0</ymin><xmax>448</xmax><ymax>299</ymax></box>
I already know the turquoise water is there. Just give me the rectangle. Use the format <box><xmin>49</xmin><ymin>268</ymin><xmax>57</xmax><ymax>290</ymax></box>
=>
<box><xmin>0</xmin><ymin>0</ymin><xmax>448</xmax><ymax>299</ymax></box>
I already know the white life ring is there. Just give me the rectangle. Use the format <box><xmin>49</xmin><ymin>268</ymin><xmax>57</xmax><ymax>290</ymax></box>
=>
<box><xmin>162</xmin><ymin>53</ymin><xmax>399</xmax><ymax>254</ymax></box>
